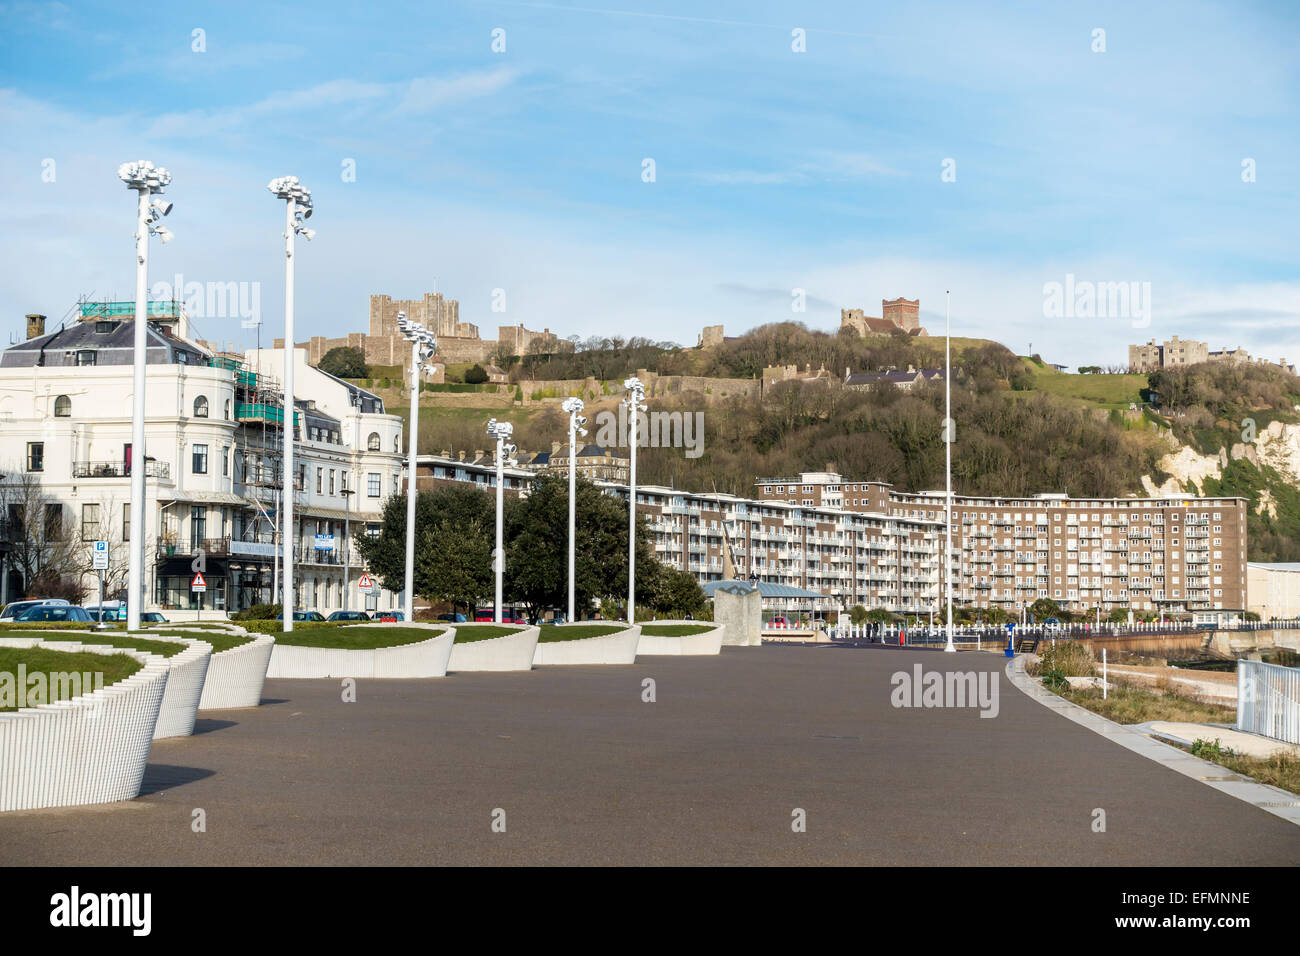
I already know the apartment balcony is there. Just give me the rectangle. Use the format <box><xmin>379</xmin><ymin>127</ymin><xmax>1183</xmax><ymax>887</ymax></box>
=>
<box><xmin>74</xmin><ymin>459</ymin><xmax>170</xmax><ymax>479</ymax></box>
<box><xmin>157</xmin><ymin>536</ymin><xmax>231</xmax><ymax>557</ymax></box>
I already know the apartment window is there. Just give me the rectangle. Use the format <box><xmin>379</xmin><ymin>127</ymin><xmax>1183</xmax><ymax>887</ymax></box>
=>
<box><xmin>329</xmin><ymin>469</ymin><xmax>336</xmax><ymax>495</ymax></box>
<box><xmin>81</xmin><ymin>503</ymin><xmax>100</xmax><ymax>541</ymax></box>
<box><xmin>194</xmin><ymin>395</ymin><xmax>209</xmax><ymax>418</ymax></box>
<box><xmin>53</xmin><ymin>395</ymin><xmax>71</xmax><ymax>417</ymax></box>
<box><xmin>122</xmin><ymin>503</ymin><xmax>130</xmax><ymax>542</ymax></box>
<box><xmin>224</xmin><ymin>398</ymin><xmax>232</xmax><ymax>420</ymax></box>
<box><xmin>26</xmin><ymin>442</ymin><xmax>44</xmax><ymax>472</ymax></box>
<box><xmin>44</xmin><ymin>503</ymin><xmax>62</xmax><ymax>540</ymax></box>
<box><xmin>76</xmin><ymin>350</ymin><xmax>97</xmax><ymax>366</ymax></box>
<box><xmin>317</xmin><ymin>468</ymin><xmax>324</xmax><ymax>494</ymax></box>
<box><xmin>368</xmin><ymin>432</ymin><xmax>381</xmax><ymax>451</ymax></box>
<box><xmin>192</xmin><ymin>444</ymin><xmax>209</xmax><ymax>474</ymax></box>
<box><xmin>222</xmin><ymin>447</ymin><xmax>230</xmax><ymax>477</ymax></box>
<box><xmin>368</xmin><ymin>473</ymin><xmax>381</xmax><ymax>497</ymax></box>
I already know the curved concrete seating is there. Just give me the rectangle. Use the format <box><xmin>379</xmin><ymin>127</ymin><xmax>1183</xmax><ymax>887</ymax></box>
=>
<box><xmin>142</xmin><ymin>636</ymin><xmax>214</xmax><ymax>738</ymax></box>
<box><xmin>636</xmin><ymin>622</ymin><xmax>725</xmax><ymax>655</ymax></box>
<box><xmin>0</xmin><ymin>639</ymin><xmax>170</xmax><ymax>812</ymax></box>
<box><xmin>267</xmin><ymin>625</ymin><xmax>454</xmax><ymax>678</ymax></box>
<box><xmin>197</xmin><ymin>634</ymin><xmax>275</xmax><ymax>709</ymax></box>
<box><xmin>448</xmin><ymin>626</ymin><xmax>539</xmax><ymax>672</ymax></box>
<box><xmin>532</xmin><ymin>624</ymin><xmax>641</xmax><ymax>666</ymax></box>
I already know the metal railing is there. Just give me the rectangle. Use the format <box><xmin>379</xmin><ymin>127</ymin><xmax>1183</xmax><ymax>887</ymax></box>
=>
<box><xmin>73</xmin><ymin>460</ymin><xmax>170</xmax><ymax>479</ymax></box>
<box><xmin>1238</xmin><ymin>660</ymin><xmax>1300</xmax><ymax>745</ymax></box>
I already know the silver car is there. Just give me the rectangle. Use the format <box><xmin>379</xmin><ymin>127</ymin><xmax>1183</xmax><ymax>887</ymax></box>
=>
<box><xmin>0</xmin><ymin>598</ymin><xmax>71</xmax><ymax>620</ymax></box>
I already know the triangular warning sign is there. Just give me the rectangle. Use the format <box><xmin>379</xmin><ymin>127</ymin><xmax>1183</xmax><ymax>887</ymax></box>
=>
<box><xmin>358</xmin><ymin>573</ymin><xmax>374</xmax><ymax>588</ymax></box>
<box><xmin>191</xmin><ymin>572</ymin><xmax>207</xmax><ymax>587</ymax></box>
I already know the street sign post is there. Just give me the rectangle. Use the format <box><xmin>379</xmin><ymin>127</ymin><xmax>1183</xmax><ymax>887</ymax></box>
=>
<box><xmin>358</xmin><ymin>572</ymin><xmax>378</xmax><ymax>594</ymax></box>
<box><xmin>93</xmin><ymin>541</ymin><xmax>109</xmax><ymax>627</ymax></box>
<box><xmin>191</xmin><ymin>571</ymin><xmax>207</xmax><ymax>622</ymax></box>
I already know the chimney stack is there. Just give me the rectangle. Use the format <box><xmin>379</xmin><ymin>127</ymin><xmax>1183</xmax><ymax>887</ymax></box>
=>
<box><xmin>25</xmin><ymin>314</ymin><xmax>46</xmax><ymax>340</ymax></box>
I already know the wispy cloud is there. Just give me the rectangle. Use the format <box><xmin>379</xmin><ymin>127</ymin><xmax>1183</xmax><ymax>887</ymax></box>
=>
<box><xmin>693</xmin><ymin>151</ymin><xmax>900</xmax><ymax>186</ymax></box>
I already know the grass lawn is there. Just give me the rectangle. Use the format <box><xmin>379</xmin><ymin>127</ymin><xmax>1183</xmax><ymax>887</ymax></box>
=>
<box><xmin>1029</xmin><ymin>369</ymin><xmax>1147</xmax><ymax>408</ymax></box>
<box><xmin>272</xmin><ymin>626</ymin><xmax>443</xmax><ymax>649</ymax></box>
<box><xmin>453</xmin><ymin>624</ymin><xmax>523</xmax><ymax>642</ymax></box>
<box><xmin>39</xmin><ymin>633</ymin><xmax>189</xmax><ymax>659</ymax></box>
<box><xmin>1058</xmin><ymin>680</ymin><xmax>1236</xmax><ymax>725</ymax></box>
<box><xmin>0</xmin><ymin>646</ymin><xmax>142</xmax><ymax>710</ymax></box>
<box><xmin>638</xmin><ymin>624</ymin><xmax>714</xmax><ymax>636</ymax></box>
<box><xmin>146</xmin><ymin>631</ymin><xmax>253</xmax><ymax>653</ymax></box>
<box><xmin>538</xmin><ymin>623</ymin><xmax>627</xmax><ymax>643</ymax></box>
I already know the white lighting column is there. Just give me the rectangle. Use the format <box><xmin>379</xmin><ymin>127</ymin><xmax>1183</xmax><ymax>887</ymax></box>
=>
<box><xmin>622</xmin><ymin>378</ymin><xmax>646</xmax><ymax>624</ymax></box>
<box><xmin>943</xmin><ymin>290</ymin><xmax>956</xmax><ymax>654</ymax></box>
<box><xmin>561</xmin><ymin>397</ymin><xmax>588</xmax><ymax>623</ymax></box>
<box><xmin>117</xmin><ymin>160</ymin><xmax>174</xmax><ymax>632</ymax></box>
<box><xmin>268</xmin><ymin>176</ymin><xmax>314</xmax><ymax>633</ymax></box>
<box><xmin>486</xmin><ymin>419</ymin><xmax>516</xmax><ymax>623</ymax></box>
<box><xmin>398</xmin><ymin>313</ymin><xmax>438</xmax><ymax>621</ymax></box>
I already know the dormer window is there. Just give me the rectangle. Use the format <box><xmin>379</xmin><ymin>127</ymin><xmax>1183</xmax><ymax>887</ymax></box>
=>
<box><xmin>95</xmin><ymin>320</ymin><xmax>117</xmax><ymax>333</ymax></box>
<box><xmin>76</xmin><ymin>350</ymin><xmax>96</xmax><ymax>366</ymax></box>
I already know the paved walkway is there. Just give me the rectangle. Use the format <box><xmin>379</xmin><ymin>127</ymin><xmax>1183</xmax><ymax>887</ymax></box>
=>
<box><xmin>1134</xmin><ymin>722</ymin><xmax>1300</xmax><ymax>759</ymax></box>
<box><xmin>1</xmin><ymin>646</ymin><xmax>1296</xmax><ymax>865</ymax></box>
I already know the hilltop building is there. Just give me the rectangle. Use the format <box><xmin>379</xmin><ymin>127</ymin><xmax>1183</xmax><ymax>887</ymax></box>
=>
<box><xmin>1129</xmin><ymin>336</ymin><xmax>1295</xmax><ymax>375</ymax></box>
<box><xmin>276</xmin><ymin>292</ymin><xmax>565</xmax><ymax>368</ymax></box>
<box><xmin>841</xmin><ymin>297</ymin><xmax>927</xmax><ymax>337</ymax></box>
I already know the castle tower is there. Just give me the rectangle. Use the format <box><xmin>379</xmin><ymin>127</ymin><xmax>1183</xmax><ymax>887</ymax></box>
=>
<box><xmin>881</xmin><ymin>297</ymin><xmax>920</xmax><ymax>331</ymax></box>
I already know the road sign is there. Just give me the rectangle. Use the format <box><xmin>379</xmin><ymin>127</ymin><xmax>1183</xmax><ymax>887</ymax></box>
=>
<box><xmin>92</xmin><ymin>540</ymin><xmax>109</xmax><ymax>571</ymax></box>
<box><xmin>191</xmin><ymin>571</ymin><xmax>208</xmax><ymax>592</ymax></box>
<box><xmin>358</xmin><ymin>573</ymin><xmax>378</xmax><ymax>594</ymax></box>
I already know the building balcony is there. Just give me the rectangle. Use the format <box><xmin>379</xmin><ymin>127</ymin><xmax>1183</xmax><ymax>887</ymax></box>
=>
<box><xmin>74</xmin><ymin>459</ymin><xmax>170</xmax><ymax>479</ymax></box>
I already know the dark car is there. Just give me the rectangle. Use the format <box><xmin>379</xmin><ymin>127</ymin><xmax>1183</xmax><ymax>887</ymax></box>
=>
<box><xmin>294</xmin><ymin>611</ymin><xmax>326</xmax><ymax>622</ymax></box>
<box><xmin>375</xmin><ymin>611</ymin><xmax>404</xmax><ymax>623</ymax></box>
<box><xmin>436</xmin><ymin>612</ymin><xmax>467</xmax><ymax>623</ymax></box>
<box><xmin>16</xmin><ymin>605</ymin><xmax>93</xmax><ymax>623</ymax></box>
<box><xmin>326</xmin><ymin>610</ymin><xmax>371</xmax><ymax>622</ymax></box>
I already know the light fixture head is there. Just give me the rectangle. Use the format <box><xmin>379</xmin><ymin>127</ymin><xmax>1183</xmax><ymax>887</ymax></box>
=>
<box><xmin>150</xmin><ymin>198</ymin><xmax>173</xmax><ymax>216</ymax></box>
<box><xmin>268</xmin><ymin>175</ymin><xmax>313</xmax><ymax>209</ymax></box>
<box><xmin>152</xmin><ymin>224</ymin><xmax>174</xmax><ymax>243</ymax></box>
<box><xmin>298</xmin><ymin>227</ymin><xmax>315</xmax><ymax>241</ymax></box>
<box><xmin>119</xmin><ymin>160</ymin><xmax>172</xmax><ymax>193</ymax></box>
<box><xmin>562</xmin><ymin>397</ymin><xmax>585</xmax><ymax>415</ymax></box>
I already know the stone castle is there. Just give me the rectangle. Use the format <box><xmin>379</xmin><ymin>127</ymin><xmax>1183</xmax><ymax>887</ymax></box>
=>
<box><xmin>1129</xmin><ymin>336</ymin><xmax>1295</xmax><ymax>376</ymax></box>
<box><xmin>279</xmin><ymin>292</ymin><xmax>564</xmax><ymax>367</ymax></box>
<box><xmin>840</xmin><ymin>297</ymin><xmax>926</xmax><ymax>337</ymax></box>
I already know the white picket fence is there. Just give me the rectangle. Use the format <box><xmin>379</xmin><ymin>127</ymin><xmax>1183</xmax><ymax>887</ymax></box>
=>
<box><xmin>1237</xmin><ymin>660</ymin><xmax>1300</xmax><ymax>746</ymax></box>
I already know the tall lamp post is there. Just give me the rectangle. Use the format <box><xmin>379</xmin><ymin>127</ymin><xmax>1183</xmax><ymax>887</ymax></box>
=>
<box><xmin>267</xmin><ymin>176</ymin><xmax>314</xmax><ymax>633</ymax></box>
<box><xmin>340</xmin><ymin>484</ymin><xmax>354</xmax><ymax>612</ymax></box>
<box><xmin>561</xmin><ymin>397</ymin><xmax>588</xmax><ymax>623</ymax></box>
<box><xmin>118</xmin><ymin>160</ymin><xmax>174</xmax><ymax>632</ymax></box>
<box><xmin>398</xmin><ymin>313</ymin><xmax>438</xmax><ymax>621</ymax></box>
<box><xmin>486</xmin><ymin>419</ymin><xmax>516</xmax><ymax>624</ymax></box>
<box><xmin>622</xmin><ymin>378</ymin><xmax>646</xmax><ymax>624</ymax></box>
<box><xmin>943</xmin><ymin>290</ymin><xmax>956</xmax><ymax>654</ymax></box>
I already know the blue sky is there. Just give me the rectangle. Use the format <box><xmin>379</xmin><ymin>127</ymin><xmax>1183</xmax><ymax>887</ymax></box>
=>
<box><xmin>1</xmin><ymin>0</ymin><xmax>1297</xmax><ymax>366</ymax></box>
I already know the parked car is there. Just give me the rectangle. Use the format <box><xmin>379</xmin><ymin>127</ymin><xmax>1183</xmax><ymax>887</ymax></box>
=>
<box><xmin>83</xmin><ymin>605</ymin><xmax>124</xmax><ymax>622</ymax></box>
<box><xmin>1043</xmin><ymin>618</ymin><xmax>1063</xmax><ymax>631</ymax></box>
<box><xmin>376</xmin><ymin>611</ymin><xmax>405</xmax><ymax>622</ymax></box>
<box><xmin>473</xmin><ymin>608</ymin><xmax>496</xmax><ymax>622</ymax></box>
<box><xmin>15</xmin><ymin>605</ymin><xmax>94</xmax><ymax>623</ymax></box>
<box><xmin>138</xmin><ymin>611</ymin><xmax>168</xmax><ymax>624</ymax></box>
<box><xmin>1</xmin><ymin>598</ymin><xmax>71</xmax><ymax>620</ymax></box>
<box><xmin>294</xmin><ymin>611</ymin><xmax>326</xmax><ymax>622</ymax></box>
<box><xmin>436</xmin><ymin>612</ymin><xmax>467</xmax><ymax>623</ymax></box>
<box><xmin>327</xmin><ymin>610</ymin><xmax>371</xmax><ymax>622</ymax></box>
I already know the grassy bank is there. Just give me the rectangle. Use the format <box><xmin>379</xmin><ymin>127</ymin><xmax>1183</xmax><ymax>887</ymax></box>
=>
<box><xmin>39</xmin><ymin>634</ymin><xmax>189</xmax><ymax>659</ymax></box>
<box><xmin>639</xmin><ymin>624</ymin><xmax>714</xmax><ymax>636</ymax></box>
<box><xmin>273</xmin><ymin>626</ymin><xmax>443</xmax><ymax>649</ymax></box>
<box><xmin>452</xmin><ymin>624</ymin><xmax>523</xmax><ymax>642</ymax></box>
<box><xmin>0</xmin><ymin>646</ymin><xmax>142</xmax><ymax>710</ymax></box>
<box><xmin>538</xmin><ymin>624</ymin><xmax>626</xmax><ymax>643</ymax></box>
<box><xmin>1059</xmin><ymin>682</ymin><xmax>1236</xmax><ymax>725</ymax></box>
<box><xmin>1184</xmin><ymin>738</ymin><xmax>1300</xmax><ymax>796</ymax></box>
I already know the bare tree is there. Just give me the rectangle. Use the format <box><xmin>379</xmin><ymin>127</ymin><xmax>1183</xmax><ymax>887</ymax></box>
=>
<box><xmin>0</xmin><ymin>469</ymin><xmax>87</xmax><ymax>602</ymax></box>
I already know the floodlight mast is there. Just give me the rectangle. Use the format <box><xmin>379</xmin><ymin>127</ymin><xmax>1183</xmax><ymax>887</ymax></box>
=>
<box><xmin>118</xmin><ymin>160</ymin><xmax>172</xmax><ymax>632</ymax></box>
<box><xmin>622</xmin><ymin>378</ymin><xmax>646</xmax><ymax>624</ymax></box>
<box><xmin>562</xmin><ymin>397</ymin><xmax>586</xmax><ymax>622</ymax></box>
<box><xmin>486</xmin><ymin>419</ymin><xmax>514</xmax><ymax>623</ymax></box>
<box><xmin>268</xmin><ymin>176</ymin><xmax>314</xmax><ymax>633</ymax></box>
<box><xmin>400</xmin><ymin>315</ymin><xmax>437</xmax><ymax>621</ymax></box>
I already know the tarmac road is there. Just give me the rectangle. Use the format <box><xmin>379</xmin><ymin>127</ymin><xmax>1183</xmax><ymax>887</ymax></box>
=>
<box><xmin>2</xmin><ymin>645</ymin><xmax>1297</xmax><ymax>865</ymax></box>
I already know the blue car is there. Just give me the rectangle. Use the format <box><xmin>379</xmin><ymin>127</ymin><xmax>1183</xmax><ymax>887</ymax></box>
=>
<box><xmin>16</xmin><ymin>605</ymin><xmax>93</xmax><ymax>623</ymax></box>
